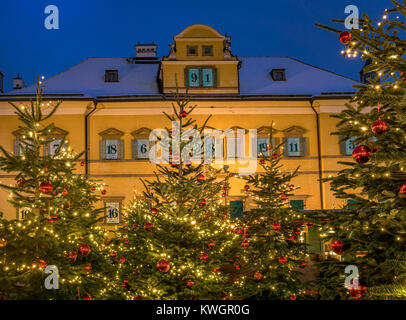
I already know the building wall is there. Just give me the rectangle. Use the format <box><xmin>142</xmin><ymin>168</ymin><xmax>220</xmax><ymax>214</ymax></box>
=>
<box><xmin>0</xmin><ymin>97</ymin><xmax>352</xmax><ymax>223</ymax></box>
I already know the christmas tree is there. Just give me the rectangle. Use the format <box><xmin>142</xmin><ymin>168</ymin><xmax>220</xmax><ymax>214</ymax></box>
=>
<box><xmin>0</xmin><ymin>78</ymin><xmax>114</xmax><ymax>300</ymax></box>
<box><xmin>112</xmin><ymin>88</ymin><xmax>240</xmax><ymax>300</ymax></box>
<box><xmin>229</xmin><ymin>124</ymin><xmax>309</xmax><ymax>300</ymax></box>
<box><xmin>312</xmin><ymin>0</ymin><xmax>406</xmax><ymax>299</ymax></box>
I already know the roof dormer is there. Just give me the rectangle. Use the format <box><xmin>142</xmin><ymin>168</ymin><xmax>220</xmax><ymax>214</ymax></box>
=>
<box><xmin>159</xmin><ymin>24</ymin><xmax>240</xmax><ymax>95</ymax></box>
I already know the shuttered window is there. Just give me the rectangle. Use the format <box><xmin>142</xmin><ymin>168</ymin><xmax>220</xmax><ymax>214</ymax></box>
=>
<box><xmin>340</xmin><ymin>136</ymin><xmax>357</xmax><ymax>155</ymax></box>
<box><xmin>132</xmin><ymin>138</ymin><xmax>150</xmax><ymax>159</ymax></box>
<box><xmin>230</xmin><ymin>200</ymin><xmax>244</xmax><ymax>219</ymax></box>
<box><xmin>290</xmin><ymin>200</ymin><xmax>304</xmax><ymax>210</ymax></box>
<box><xmin>100</xmin><ymin>139</ymin><xmax>124</xmax><ymax>160</ymax></box>
<box><xmin>283</xmin><ymin>137</ymin><xmax>307</xmax><ymax>157</ymax></box>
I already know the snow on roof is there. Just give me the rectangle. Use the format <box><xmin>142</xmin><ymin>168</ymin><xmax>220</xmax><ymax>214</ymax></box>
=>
<box><xmin>238</xmin><ymin>56</ymin><xmax>359</xmax><ymax>96</ymax></box>
<box><xmin>2</xmin><ymin>57</ymin><xmax>160</xmax><ymax>98</ymax></box>
<box><xmin>1</xmin><ymin>56</ymin><xmax>359</xmax><ymax>99</ymax></box>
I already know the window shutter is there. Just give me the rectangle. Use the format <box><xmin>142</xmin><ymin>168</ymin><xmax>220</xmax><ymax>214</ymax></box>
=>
<box><xmin>118</xmin><ymin>140</ymin><xmax>124</xmax><ymax>159</ymax></box>
<box><xmin>131</xmin><ymin>139</ymin><xmax>137</xmax><ymax>159</ymax></box>
<box><xmin>299</xmin><ymin>137</ymin><xmax>307</xmax><ymax>156</ymax></box>
<box><xmin>14</xmin><ymin>139</ymin><xmax>20</xmax><ymax>156</ymax></box>
<box><xmin>100</xmin><ymin>140</ymin><xmax>107</xmax><ymax>160</ymax></box>
<box><xmin>282</xmin><ymin>138</ymin><xmax>289</xmax><ymax>156</ymax></box>
<box><xmin>339</xmin><ymin>136</ymin><xmax>347</xmax><ymax>155</ymax></box>
<box><xmin>184</xmin><ymin>68</ymin><xmax>189</xmax><ymax>87</ymax></box>
<box><xmin>272</xmin><ymin>137</ymin><xmax>280</xmax><ymax>150</ymax></box>
<box><xmin>213</xmin><ymin>68</ymin><xmax>218</xmax><ymax>87</ymax></box>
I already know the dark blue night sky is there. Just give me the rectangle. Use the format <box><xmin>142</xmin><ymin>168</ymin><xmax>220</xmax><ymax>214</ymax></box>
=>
<box><xmin>0</xmin><ymin>0</ymin><xmax>387</xmax><ymax>92</ymax></box>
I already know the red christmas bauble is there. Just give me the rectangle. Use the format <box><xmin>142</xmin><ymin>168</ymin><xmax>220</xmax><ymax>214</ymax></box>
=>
<box><xmin>82</xmin><ymin>295</ymin><xmax>91</xmax><ymax>300</ymax></box>
<box><xmin>47</xmin><ymin>215</ymin><xmax>59</xmax><ymax>223</ymax></box>
<box><xmin>371</xmin><ymin>120</ymin><xmax>388</xmax><ymax>134</ymax></box>
<box><xmin>324</xmin><ymin>218</ymin><xmax>331</xmax><ymax>223</ymax></box>
<box><xmin>295</xmin><ymin>230</ymin><xmax>301</xmax><ymax>235</ymax></box>
<box><xmin>213</xmin><ymin>267</ymin><xmax>220</xmax><ymax>273</ymax></box>
<box><xmin>289</xmin><ymin>295</ymin><xmax>297</xmax><ymax>301</ymax></box>
<box><xmin>222</xmin><ymin>186</ymin><xmax>227</xmax><ymax>191</ymax></box>
<box><xmin>69</xmin><ymin>251</ymin><xmax>77</xmax><ymax>261</ymax></box>
<box><xmin>254</xmin><ymin>272</ymin><xmax>262</xmax><ymax>280</ymax></box>
<box><xmin>207</xmin><ymin>242</ymin><xmax>215</xmax><ymax>249</ymax></box>
<box><xmin>299</xmin><ymin>261</ymin><xmax>307</xmax><ymax>269</ymax></box>
<box><xmin>197</xmin><ymin>174</ymin><xmax>205</xmax><ymax>182</ymax></box>
<box><xmin>244</xmin><ymin>185</ymin><xmax>250</xmax><ymax>191</ymax></box>
<box><xmin>278</xmin><ymin>256</ymin><xmax>287</xmax><ymax>264</ymax></box>
<box><xmin>134</xmin><ymin>296</ymin><xmax>146</xmax><ymax>300</ymax></box>
<box><xmin>78</xmin><ymin>243</ymin><xmax>90</xmax><ymax>256</ymax></box>
<box><xmin>259</xmin><ymin>159</ymin><xmax>265</xmax><ymax>165</ymax></box>
<box><xmin>233</xmin><ymin>262</ymin><xmax>241</xmax><ymax>270</ymax></box>
<box><xmin>101</xmin><ymin>189</ymin><xmax>107</xmax><ymax>195</ymax></box>
<box><xmin>348</xmin><ymin>283</ymin><xmax>367</xmax><ymax>299</ymax></box>
<box><xmin>38</xmin><ymin>259</ymin><xmax>47</xmax><ymax>268</ymax></box>
<box><xmin>272</xmin><ymin>153</ymin><xmax>279</xmax><ymax>159</ymax></box>
<box><xmin>186</xmin><ymin>280</ymin><xmax>194</xmax><ymax>287</ymax></box>
<box><xmin>17</xmin><ymin>179</ymin><xmax>23</xmax><ymax>186</ymax></box>
<box><xmin>331</xmin><ymin>240</ymin><xmax>344</xmax><ymax>255</ymax></box>
<box><xmin>91</xmin><ymin>186</ymin><xmax>96</xmax><ymax>191</ymax></box>
<box><xmin>272</xmin><ymin>223</ymin><xmax>281</xmax><ymax>231</ymax></box>
<box><xmin>62</xmin><ymin>189</ymin><xmax>68</xmax><ymax>196</ymax></box>
<box><xmin>110</xmin><ymin>251</ymin><xmax>117</xmax><ymax>258</ymax></box>
<box><xmin>144</xmin><ymin>222</ymin><xmax>153</xmax><ymax>231</ymax></box>
<box><xmin>39</xmin><ymin>182</ymin><xmax>53</xmax><ymax>194</ymax></box>
<box><xmin>119</xmin><ymin>257</ymin><xmax>126</xmax><ymax>264</ymax></box>
<box><xmin>84</xmin><ymin>264</ymin><xmax>92</xmax><ymax>271</ymax></box>
<box><xmin>150</xmin><ymin>207</ymin><xmax>158</xmax><ymax>215</ymax></box>
<box><xmin>352</xmin><ymin>145</ymin><xmax>371</xmax><ymax>164</ymax></box>
<box><xmin>200</xmin><ymin>253</ymin><xmax>208</xmax><ymax>261</ymax></box>
<box><xmin>199</xmin><ymin>199</ymin><xmax>206</xmax><ymax>207</ymax></box>
<box><xmin>180</xmin><ymin>110</ymin><xmax>188</xmax><ymax>118</ymax></box>
<box><xmin>241</xmin><ymin>240</ymin><xmax>250</xmax><ymax>248</ymax></box>
<box><xmin>286</xmin><ymin>235</ymin><xmax>295</xmax><ymax>241</ymax></box>
<box><xmin>80</xmin><ymin>161</ymin><xmax>85</xmax><ymax>166</ymax></box>
<box><xmin>339</xmin><ymin>31</ymin><xmax>352</xmax><ymax>44</ymax></box>
<box><xmin>306</xmin><ymin>222</ymin><xmax>313</xmax><ymax>227</ymax></box>
<box><xmin>399</xmin><ymin>184</ymin><xmax>406</xmax><ymax>196</ymax></box>
<box><xmin>157</xmin><ymin>259</ymin><xmax>170</xmax><ymax>272</ymax></box>
<box><xmin>281</xmin><ymin>194</ymin><xmax>287</xmax><ymax>200</ymax></box>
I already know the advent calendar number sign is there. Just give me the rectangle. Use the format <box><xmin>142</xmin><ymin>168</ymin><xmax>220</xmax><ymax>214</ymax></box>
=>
<box><xmin>136</xmin><ymin>139</ymin><xmax>149</xmax><ymax>159</ymax></box>
<box><xmin>345</xmin><ymin>137</ymin><xmax>357</xmax><ymax>155</ymax></box>
<box><xmin>188</xmin><ymin>69</ymin><xmax>200</xmax><ymax>87</ymax></box>
<box><xmin>49</xmin><ymin>139</ymin><xmax>62</xmax><ymax>156</ymax></box>
<box><xmin>105</xmin><ymin>202</ymin><xmax>120</xmax><ymax>224</ymax></box>
<box><xmin>202</xmin><ymin>68</ymin><xmax>214</xmax><ymax>87</ymax></box>
<box><xmin>105</xmin><ymin>140</ymin><xmax>118</xmax><ymax>159</ymax></box>
<box><xmin>257</xmin><ymin>137</ymin><xmax>269</xmax><ymax>157</ymax></box>
<box><xmin>17</xmin><ymin>207</ymin><xmax>30</xmax><ymax>220</ymax></box>
<box><xmin>287</xmin><ymin>138</ymin><xmax>300</xmax><ymax>156</ymax></box>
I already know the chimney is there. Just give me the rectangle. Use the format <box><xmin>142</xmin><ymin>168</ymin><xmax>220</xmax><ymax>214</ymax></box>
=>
<box><xmin>13</xmin><ymin>74</ymin><xmax>26</xmax><ymax>90</ymax></box>
<box><xmin>134</xmin><ymin>43</ymin><xmax>157</xmax><ymax>58</ymax></box>
<box><xmin>0</xmin><ymin>72</ymin><xmax>3</xmax><ymax>93</ymax></box>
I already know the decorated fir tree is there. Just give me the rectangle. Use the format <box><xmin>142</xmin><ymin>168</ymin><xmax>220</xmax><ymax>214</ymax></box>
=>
<box><xmin>228</xmin><ymin>124</ymin><xmax>309</xmax><ymax>300</ymax></box>
<box><xmin>0</xmin><ymin>78</ymin><xmax>114</xmax><ymax>300</ymax></box>
<box><xmin>112</xmin><ymin>89</ymin><xmax>240</xmax><ymax>300</ymax></box>
<box><xmin>311</xmin><ymin>0</ymin><xmax>406</xmax><ymax>299</ymax></box>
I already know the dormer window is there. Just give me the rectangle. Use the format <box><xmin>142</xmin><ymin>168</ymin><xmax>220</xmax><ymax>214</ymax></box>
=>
<box><xmin>202</xmin><ymin>45</ymin><xmax>213</xmax><ymax>56</ymax></box>
<box><xmin>187</xmin><ymin>46</ymin><xmax>198</xmax><ymax>56</ymax></box>
<box><xmin>105</xmin><ymin>70</ymin><xmax>119</xmax><ymax>82</ymax></box>
<box><xmin>270</xmin><ymin>69</ymin><xmax>286</xmax><ymax>81</ymax></box>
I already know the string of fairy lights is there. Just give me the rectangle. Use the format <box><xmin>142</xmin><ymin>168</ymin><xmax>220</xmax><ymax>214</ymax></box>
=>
<box><xmin>0</xmin><ymin>77</ymin><xmax>117</xmax><ymax>299</ymax></box>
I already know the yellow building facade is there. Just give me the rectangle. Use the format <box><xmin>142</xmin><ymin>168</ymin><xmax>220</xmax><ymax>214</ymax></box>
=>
<box><xmin>0</xmin><ymin>25</ymin><xmax>359</xmax><ymax>249</ymax></box>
